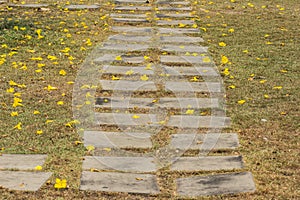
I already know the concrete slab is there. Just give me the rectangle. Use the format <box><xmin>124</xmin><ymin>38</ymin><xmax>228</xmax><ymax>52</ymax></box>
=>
<box><xmin>114</xmin><ymin>6</ymin><xmax>151</xmax><ymax>11</ymax></box>
<box><xmin>176</xmin><ymin>172</ymin><xmax>256</xmax><ymax>196</ymax></box>
<box><xmin>165</xmin><ymin>81</ymin><xmax>221</xmax><ymax>93</ymax></box>
<box><xmin>110</xmin><ymin>13</ymin><xmax>147</xmax><ymax>18</ymax></box>
<box><xmin>160</xmin><ymin>36</ymin><xmax>204</xmax><ymax>43</ymax></box>
<box><xmin>112</xmin><ymin>18</ymin><xmax>149</xmax><ymax>23</ymax></box>
<box><xmin>0</xmin><ymin>154</ymin><xmax>47</xmax><ymax>170</ymax></box>
<box><xmin>161</xmin><ymin>45</ymin><xmax>208</xmax><ymax>53</ymax></box>
<box><xmin>0</xmin><ymin>171</ymin><xmax>52</xmax><ymax>191</ymax></box>
<box><xmin>99</xmin><ymin>43</ymin><xmax>149</xmax><ymax>52</ymax></box>
<box><xmin>158</xmin><ymin>27</ymin><xmax>199</xmax><ymax>34</ymax></box>
<box><xmin>95</xmin><ymin>113</ymin><xmax>159</xmax><ymax>126</ymax></box>
<box><xmin>8</xmin><ymin>3</ymin><xmax>48</xmax><ymax>8</ymax></box>
<box><xmin>170</xmin><ymin>133</ymin><xmax>239</xmax><ymax>150</ymax></box>
<box><xmin>157</xmin><ymin>7</ymin><xmax>192</xmax><ymax>11</ymax></box>
<box><xmin>161</xmin><ymin>55</ymin><xmax>210</xmax><ymax>65</ymax></box>
<box><xmin>167</xmin><ymin>115</ymin><xmax>230</xmax><ymax>128</ymax></box>
<box><xmin>162</xmin><ymin>66</ymin><xmax>218</xmax><ymax>77</ymax></box>
<box><xmin>82</xmin><ymin>156</ymin><xmax>156</xmax><ymax>172</ymax></box>
<box><xmin>83</xmin><ymin>131</ymin><xmax>153</xmax><ymax>148</ymax></box>
<box><xmin>80</xmin><ymin>171</ymin><xmax>160</xmax><ymax>194</ymax></box>
<box><xmin>171</xmin><ymin>156</ymin><xmax>243</xmax><ymax>171</ymax></box>
<box><xmin>156</xmin><ymin>13</ymin><xmax>193</xmax><ymax>18</ymax></box>
<box><xmin>100</xmin><ymin>80</ymin><xmax>157</xmax><ymax>91</ymax></box>
<box><xmin>157</xmin><ymin>20</ymin><xmax>195</xmax><ymax>26</ymax></box>
<box><xmin>101</xmin><ymin>65</ymin><xmax>154</xmax><ymax>75</ymax></box>
<box><xmin>112</xmin><ymin>26</ymin><xmax>153</xmax><ymax>34</ymax></box>
<box><xmin>108</xmin><ymin>35</ymin><xmax>152</xmax><ymax>43</ymax></box>
<box><xmin>158</xmin><ymin>97</ymin><xmax>220</xmax><ymax>109</ymax></box>
<box><xmin>65</xmin><ymin>5</ymin><xmax>100</xmax><ymax>10</ymax></box>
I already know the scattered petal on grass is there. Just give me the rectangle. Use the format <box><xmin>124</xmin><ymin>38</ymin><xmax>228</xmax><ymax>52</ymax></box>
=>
<box><xmin>13</xmin><ymin>122</ymin><xmax>22</xmax><ymax>130</ymax></box>
<box><xmin>264</xmin><ymin>94</ymin><xmax>270</xmax><ymax>98</ymax></box>
<box><xmin>59</xmin><ymin>70</ymin><xmax>67</xmax><ymax>76</ymax></box>
<box><xmin>45</xmin><ymin>85</ymin><xmax>57</xmax><ymax>91</ymax></box>
<box><xmin>111</xmin><ymin>75</ymin><xmax>120</xmax><ymax>80</ymax></box>
<box><xmin>10</xmin><ymin>111</ymin><xmax>18</xmax><ymax>117</ymax></box>
<box><xmin>54</xmin><ymin>178</ymin><xmax>67</xmax><ymax>189</ymax></box>
<box><xmin>57</xmin><ymin>101</ymin><xmax>64</xmax><ymax>105</ymax></box>
<box><xmin>221</xmin><ymin>55</ymin><xmax>229</xmax><ymax>64</ymax></box>
<box><xmin>219</xmin><ymin>42</ymin><xmax>227</xmax><ymax>47</ymax></box>
<box><xmin>74</xmin><ymin>141</ymin><xmax>83</xmax><ymax>145</ymax></box>
<box><xmin>190</xmin><ymin>76</ymin><xmax>199</xmax><ymax>82</ymax></box>
<box><xmin>238</xmin><ymin>100</ymin><xmax>246</xmax><ymax>105</ymax></box>
<box><xmin>228</xmin><ymin>85</ymin><xmax>236</xmax><ymax>89</ymax></box>
<box><xmin>33</xmin><ymin>110</ymin><xmax>40</xmax><ymax>115</ymax></box>
<box><xmin>36</xmin><ymin>130</ymin><xmax>43</xmax><ymax>135</ymax></box>
<box><xmin>260</xmin><ymin>80</ymin><xmax>267</xmax><ymax>84</ymax></box>
<box><xmin>273</xmin><ymin>86</ymin><xmax>283</xmax><ymax>89</ymax></box>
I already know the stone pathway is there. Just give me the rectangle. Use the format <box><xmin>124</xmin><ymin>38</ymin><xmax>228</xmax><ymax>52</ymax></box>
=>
<box><xmin>0</xmin><ymin>0</ymin><xmax>256</xmax><ymax>197</ymax></box>
<box><xmin>74</xmin><ymin>0</ymin><xmax>256</xmax><ymax>198</ymax></box>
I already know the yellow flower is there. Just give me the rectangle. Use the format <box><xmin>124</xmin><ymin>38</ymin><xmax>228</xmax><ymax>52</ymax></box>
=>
<box><xmin>202</xmin><ymin>57</ymin><xmax>211</xmax><ymax>63</ymax></box>
<box><xmin>111</xmin><ymin>75</ymin><xmax>120</xmax><ymax>80</ymax></box>
<box><xmin>13</xmin><ymin>97</ymin><xmax>23</xmax><ymax>107</ymax></box>
<box><xmin>132</xmin><ymin>115</ymin><xmax>140</xmax><ymax>119</ymax></box>
<box><xmin>238</xmin><ymin>100</ymin><xmax>246</xmax><ymax>105</ymax></box>
<box><xmin>86</xmin><ymin>145</ymin><xmax>95</xmax><ymax>151</ymax></box>
<box><xmin>221</xmin><ymin>55</ymin><xmax>229</xmax><ymax>64</ymax></box>
<box><xmin>140</xmin><ymin>74</ymin><xmax>149</xmax><ymax>81</ymax></box>
<box><xmin>145</xmin><ymin>63</ymin><xmax>152</xmax><ymax>70</ymax></box>
<box><xmin>228</xmin><ymin>85</ymin><xmax>236</xmax><ymax>89</ymax></box>
<box><xmin>219</xmin><ymin>42</ymin><xmax>226</xmax><ymax>47</ymax></box>
<box><xmin>36</xmin><ymin>130</ymin><xmax>43</xmax><ymax>135</ymax></box>
<box><xmin>273</xmin><ymin>86</ymin><xmax>282</xmax><ymax>90</ymax></box>
<box><xmin>10</xmin><ymin>111</ymin><xmax>18</xmax><ymax>117</ymax></box>
<box><xmin>185</xmin><ymin>109</ymin><xmax>194</xmax><ymax>115</ymax></box>
<box><xmin>35</xmin><ymin>165</ymin><xmax>43</xmax><ymax>170</ymax></box>
<box><xmin>33</xmin><ymin>110</ymin><xmax>40</xmax><ymax>115</ymax></box>
<box><xmin>57</xmin><ymin>101</ymin><xmax>64</xmax><ymax>105</ymax></box>
<box><xmin>125</xmin><ymin>69</ymin><xmax>134</xmax><ymax>75</ymax></box>
<box><xmin>6</xmin><ymin>87</ymin><xmax>14</xmax><ymax>93</ymax></box>
<box><xmin>190</xmin><ymin>76</ymin><xmax>199</xmax><ymax>82</ymax></box>
<box><xmin>228</xmin><ymin>28</ymin><xmax>235</xmax><ymax>33</ymax></box>
<box><xmin>59</xmin><ymin>70</ymin><xmax>67</xmax><ymax>76</ymax></box>
<box><xmin>115</xmin><ymin>55</ymin><xmax>122</xmax><ymax>61</ymax></box>
<box><xmin>13</xmin><ymin>122</ymin><xmax>22</xmax><ymax>130</ymax></box>
<box><xmin>47</xmin><ymin>55</ymin><xmax>57</xmax><ymax>60</ymax></box>
<box><xmin>54</xmin><ymin>178</ymin><xmax>67</xmax><ymax>189</ymax></box>
<box><xmin>143</xmin><ymin>56</ymin><xmax>150</xmax><ymax>60</ymax></box>
<box><xmin>45</xmin><ymin>85</ymin><xmax>57</xmax><ymax>91</ymax></box>
<box><xmin>36</xmin><ymin>29</ymin><xmax>44</xmax><ymax>39</ymax></box>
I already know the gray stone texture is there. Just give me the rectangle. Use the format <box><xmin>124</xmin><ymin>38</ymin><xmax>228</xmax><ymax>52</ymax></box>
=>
<box><xmin>95</xmin><ymin>113</ymin><xmax>159</xmax><ymax>126</ymax></box>
<box><xmin>156</xmin><ymin>13</ymin><xmax>193</xmax><ymax>18</ymax></box>
<box><xmin>65</xmin><ymin>4</ymin><xmax>100</xmax><ymax>10</ymax></box>
<box><xmin>157</xmin><ymin>20</ymin><xmax>195</xmax><ymax>26</ymax></box>
<box><xmin>95</xmin><ymin>55</ymin><xmax>145</xmax><ymax>64</ymax></box>
<box><xmin>176</xmin><ymin>172</ymin><xmax>256</xmax><ymax>196</ymax></box>
<box><xmin>165</xmin><ymin>81</ymin><xmax>221</xmax><ymax>93</ymax></box>
<box><xmin>171</xmin><ymin>156</ymin><xmax>243</xmax><ymax>171</ymax></box>
<box><xmin>110</xmin><ymin>13</ymin><xmax>147</xmax><ymax>18</ymax></box>
<box><xmin>100</xmin><ymin>80</ymin><xmax>157</xmax><ymax>91</ymax></box>
<box><xmin>0</xmin><ymin>154</ymin><xmax>47</xmax><ymax>170</ymax></box>
<box><xmin>114</xmin><ymin>6</ymin><xmax>152</xmax><ymax>11</ymax></box>
<box><xmin>0</xmin><ymin>171</ymin><xmax>52</xmax><ymax>191</ymax></box>
<box><xmin>167</xmin><ymin>116</ymin><xmax>230</xmax><ymax>128</ymax></box>
<box><xmin>83</xmin><ymin>131</ymin><xmax>152</xmax><ymax>148</ymax></box>
<box><xmin>112</xmin><ymin>18</ymin><xmax>149</xmax><ymax>23</ymax></box>
<box><xmin>170</xmin><ymin>133</ymin><xmax>239</xmax><ymax>150</ymax></box>
<box><xmin>162</xmin><ymin>66</ymin><xmax>218</xmax><ymax>77</ymax></box>
<box><xmin>80</xmin><ymin>171</ymin><xmax>160</xmax><ymax>194</ymax></box>
<box><xmin>114</xmin><ymin>0</ymin><xmax>148</xmax><ymax>4</ymax></box>
<box><xmin>112</xmin><ymin>26</ymin><xmax>153</xmax><ymax>34</ymax></box>
<box><xmin>101</xmin><ymin>65</ymin><xmax>154</xmax><ymax>75</ymax></box>
<box><xmin>161</xmin><ymin>45</ymin><xmax>208</xmax><ymax>53</ymax></box>
<box><xmin>161</xmin><ymin>55</ymin><xmax>211</xmax><ymax>65</ymax></box>
<box><xmin>158</xmin><ymin>27</ymin><xmax>199</xmax><ymax>34</ymax></box>
<box><xmin>99</xmin><ymin>43</ymin><xmax>149</xmax><ymax>51</ymax></box>
<box><xmin>157</xmin><ymin>7</ymin><xmax>192</xmax><ymax>11</ymax></box>
<box><xmin>82</xmin><ymin>156</ymin><xmax>156</xmax><ymax>172</ymax></box>
<box><xmin>8</xmin><ymin>3</ymin><xmax>48</xmax><ymax>8</ymax></box>
<box><xmin>160</xmin><ymin>36</ymin><xmax>204</xmax><ymax>43</ymax></box>
<box><xmin>108</xmin><ymin>34</ymin><xmax>152</xmax><ymax>43</ymax></box>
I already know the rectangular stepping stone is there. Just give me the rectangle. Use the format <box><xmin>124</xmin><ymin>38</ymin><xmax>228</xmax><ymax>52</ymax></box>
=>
<box><xmin>156</xmin><ymin>13</ymin><xmax>193</xmax><ymax>18</ymax></box>
<box><xmin>171</xmin><ymin>156</ymin><xmax>243</xmax><ymax>171</ymax></box>
<box><xmin>94</xmin><ymin>54</ymin><xmax>145</xmax><ymax>64</ymax></box>
<box><xmin>112</xmin><ymin>18</ymin><xmax>149</xmax><ymax>23</ymax></box>
<box><xmin>80</xmin><ymin>171</ymin><xmax>160</xmax><ymax>194</ymax></box>
<box><xmin>170</xmin><ymin>133</ymin><xmax>239</xmax><ymax>150</ymax></box>
<box><xmin>158</xmin><ymin>28</ymin><xmax>199</xmax><ymax>34</ymax></box>
<box><xmin>110</xmin><ymin>13</ymin><xmax>147</xmax><ymax>18</ymax></box>
<box><xmin>115</xmin><ymin>0</ymin><xmax>148</xmax><ymax>4</ymax></box>
<box><xmin>65</xmin><ymin>5</ymin><xmax>100</xmax><ymax>10</ymax></box>
<box><xmin>8</xmin><ymin>3</ymin><xmax>48</xmax><ymax>8</ymax></box>
<box><xmin>114</xmin><ymin>6</ymin><xmax>151</xmax><ymax>11</ymax></box>
<box><xmin>102</xmin><ymin>65</ymin><xmax>154</xmax><ymax>75</ymax></box>
<box><xmin>165</xmin><ymin>81</ymin><xmax>221</xmax><ymax>93</ymax></box>
<box><xmin>158</xmin><ymin>97</ymin><xmax>219</xmax><ymax>109</ymax></box>
<box><xmin>167</xmin><ymin>116</ymin><xmax>230</xmax><ymax>128</ymax></box>
<box><xmin>108</xmin><ymin>35</ymin><xmax>152</xmax><ymax>43</ymax></box>
<box><xmin>157</xmin><ymin>20</ymin><xmax>195</xmax><ymax>26</ymax></box>
<box><xmin>94</xmin><ymin>113</ymin><xmax>159</xmax><ymax>126</ymax></box>
<box><xmin>0</xmin><ymin>171</ymin><xmax>52</xmax><ymax>191</ymax></box>
<box><xmin>162</xmin><ymin>66</ymin><xmax>218</xmax><ymax>77</ymax></box>
<box><xmin>161</xmin><ymin>55</ymin><xmax>210</xmax><ymax>65</ymax></box>
<box><xmin>160</xmin><ymin>36</ymin><xmax>204</xmax><ymax>43</ymax></box>
<box><xmin>161</xmin><ymin>45</ymin><xmax>208</xmax><ymax>53</ymax></box>
<box><xmin>95</xmin><ymin>97</ymin><xmax>155</xmax><ymax>109</ymax></box>
<box><xmin>112</xmin><ymin>26</ymin><xmax>153</xmax><ymax>34</ymax></box>
<box><xmin>157</xmin><ymin>1</ymin><xmax>190</xmax><ymax>5</ymax></box>
<box><xmin>0</xmin><ymin>154</ymin><xmax>47</xmax><ymax>170</ymax></box>
<box><xmin>157</xmin><ymin>7</ymin><xmax>192</xmax><ymax>11</ymax></box>
<box><xmin>84</xmin><ymin>131</ymin><xmax>152</xmax><ymax>148</ymax></box>
<box><xmin>176</xmin><ymin>172</ymin><xmax>256</xmax><ymax>196</ymax></box>
<box><xmin>0</xmin><ymin>1</ymin><xmax>7</xmax><ymax>4</ymax></box>
<box><xmin>83</xmin><ymin>156</ymin><xmax>156</xmax><ymax>172</ymax></box>
<box><xmin>100</xmin><ymin>80</ymin><xmax>157</xmax><ymax>91</ymax></box>
<box><xmin>100</xmin><ymin>43</ymin><xmax>149</xmax><ymax>51</ymax></box>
